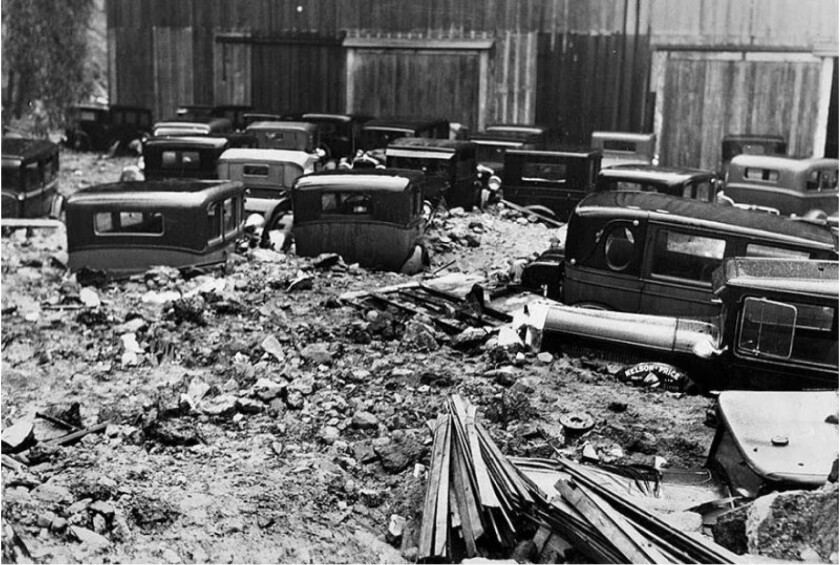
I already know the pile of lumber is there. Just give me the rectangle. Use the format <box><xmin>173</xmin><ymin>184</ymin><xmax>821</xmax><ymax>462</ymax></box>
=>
<box><xmin>417</xmin><ymin>395</ymin><xmax>536</xmax><ymax>562</ymax></box>
<box><xmin>418</xmin><ymin>395</ymin><xmax>741</xmax><ymax>564</ymax></box>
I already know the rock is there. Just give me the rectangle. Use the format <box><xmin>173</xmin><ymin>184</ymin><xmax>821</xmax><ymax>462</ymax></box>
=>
<box><xmin>253</xmin><ymin>378</ymin><xmax>285</xmax><ymax>401</ymax></box>
<box><xmin>251</xmin><ymin>248</ymin><xmax>285</xmax><ymax>263</ymax></box>
<box><xmin>89</xmin><ymin>500</ymin><xmax>116</xmax><ymax>521</ymax></box>
<box><xmin>347</xmin><ymin>369</ymin><xmax>372</xmax><ymax>383</ymax></box>
<box><xmin>51</xmin><ymin>517</ymin><xmax>68</xmax><ymax>533</ymax></box>
<box><xmin>375</xmin><ymin>434</ymin><xmax>424</xmax><ymax>474</ymax></box>
<box><xmin>66</xmin><ymin>498</ymin><xmax>93</xmax><ymax>515</ymax></box>
<box><xmin>301</xmin><ymin>343</ymin><xmax>332</xmax><ymax>365</ymax></box>
<box><xmin>536</xmin><ymin>352</ymin><xmax>554</xmax><ymax>364</ymax></box>
<box><xmin>401</xmin><ymin>320</ymin><xmax>440</xmax><ymax>352</ymax></box>
<box><xmin>581</xmin><ymin>444</ymin><xmax>600</xmax><ymax>462</ymax></box>
<box><xmin>31</xmin><ymin>483</ymin><xmax>74</xmax><ymax>505</ymax></box>
<box><xmin>484</xmin><ymin>366</ymin><xmax>518</xmax><ymax>387</ymax></box>
<box><xmin>187</xmin><ymin>377</ymin><xmax>210</xmax><ymax>401</ymax></box>
<box><xmin>288</xmin><ymin>375</ymin><xmax>315</xmax><ymax>396</ymax></box>
<box><xmin>386</xmin><ymin>514</ymin><xmax>406</xmax><ymax>546</ymax></box>
<box><xmin>450</xmin><ymin>327</ymin><xmax>490</xmax><ymax>350</ymax></box>
<box><xmin>37</xmin><ymin>512</ymin><xmax>57</xmax><ymax>528</ymax></box>
<box><xmin>608</xmin><ymin>401</ymin><xmax>628</xmax><ymax>413</ymax></box>
<box><xmin>511</xmin><ymin>376</ymin><xmax>540</xmax><ymax>395</ymax></box>
<box><xmin>268</xmin><ymin>398</ymin><xmax>286</xmax><ymax>416</ymax></box>
<box><xmin>2</xmin><ymin>418</ymin><xmax>35</xmax><ymax>453</ymax></box>
<box><xmin>352</xmin><ymin>411</ymin><xmax>379</xmax><ymax>430</ymax></box>
<box><xmin>236</xmin><ymin>397</ymin><xmax>264</xmax><ymax>414</ymax></box>
<box><xmin>746</xmin><ymin>485</ymin><xmax>839</xmax><ymax>562</ymax></box>
<box><xmin>359</xmin><ymin>488</ymin><xmax>385</xmax><ymax>507</ymax></box>
<box><xmin>79</xmin><ymin>287</ymin><xmax>101</xmax><ymax>308</ymax></box>
<box><xmin>495</xmin><ymin>326</ymin><xmax>525</xmax><ymax>350</ymax></box>
<box><xmin>200</xmin><ymin>394</ymin><xmax>239</xmax><ymax>417</ymax></box>
<box><xmin>320</xmin><ymin>426</ymin><xmax>341</xmax><ymax>445</ymax></box>
<box><xmin>70</xmin><ymin>526</ymin><xmax>110</xmax><ymax>550</ymax></box>
<box><xmin>261</xmin><ymin>335</ymin><xmax>285</xmax><ymax>362</ymax></box>
<box><xmin>313</xmin><ymin>253</ymin><xmax>343</xmax><ymax>270</ymax></box>
<box><xmin>353</xmin><ymin>441</ymin><xmax>378</xmax><ymax>464</ymax></box>
<box><xmin>92</xmin><ymin>513</ymin><xmax>108</xmax><ymax>534</ymax></box>
<box><xmin>114</xmin><ymin>317</ymin><xmax>147</xmax><ymax>334</ymax></box>
<box><xmin>160</xmin><ymin>548</ymin><xmax>182</xmax><ymax>564</ymax></box>
<box><xmin>285</xmin><ymin>390</ymin><xmax>304</xmax><ymax>410</ymax></box>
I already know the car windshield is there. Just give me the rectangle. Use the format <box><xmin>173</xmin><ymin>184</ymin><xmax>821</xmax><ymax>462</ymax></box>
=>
<box><xmin>388</xmin><ymin>155</ymin><xmax>451</xmax><ymax>178</ymax></box>
<box><xmin>1</xmin><ymin>166</ymin><xmax>20</xmax><ymax>190</ymax></box>
<box><xmin>476</xmin><ymin>144</ymin><xmax>508</xmax><ymax>165</ymax></box>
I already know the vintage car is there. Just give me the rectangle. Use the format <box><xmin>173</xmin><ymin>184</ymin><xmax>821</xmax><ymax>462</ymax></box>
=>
<box><xmin>595</xmin><ymin>164</ymin><xmax>719</xmax><ymax>202</ymax></box>
<box><xmin>1</xmin><ymin>137</ymin><xmax>63</xmax><ymax>219</ymax></box>
<box><xmin>557</xmin><ymin>192</ymin><xmax>838</xmax><ymax>317</ymax></box>
<box><xmin>723</xmin><ymin>154</ymin><xmax>839</xmax><ymax>219</ymax></box>
<box><xmin>707</xmin><ymin>390</ymin><xmax>838</xmax><ymax>498</ymax></box>
<box><xmin>209</xmin><ymin>105</ymin><xmax>254</xmax><ymax>131</ymax></box>
<box><xmin>721</xmin><ymin>133</ymin><xmax>787</xmax><ymax>174</ymax></box>
<box><xmin>65</xmin><ymin>179</ymin><xmax>245</xmax><ymax>279</ymax></box>
<box><xmin>286</xmin><ymin>112</ymin><xmax>373</xmax><ymax>160</ymax></box>
<box><xmin>500</xmin><ymin>147</ymin><xmax>602</xmax><ymax>220</ymax></box>
<box><xmin>245</xmin><ymin>121</ymin><xmax>322</xmax><ymax>155</ymax></box>
<box><xmin>591</xmin><ymin>131</ymin><xmax>657</xmax><ymax>169</ymax></box>
<box><xmin>153</xmin><ymin>116</ymin><xmax>233</xmax><ymax>137</ymax></box>
<box><xmin>360</xmin><ymin>117</ymin><xmax>450</xmax><ymax>152</ymax></box>
<box><xmin>519</xmin><ymin>257</ymin><xmax>838</xmax><ymax>391</ymax></box>
<box><xmin>65</xmin><ymin>104</ymin><xmax>153</xmax><ymax>152</ymax></box>
<box><xmin>142</xmin><ymin>136</ymin><xmax>229</xmax><ymax>180</ymax></box>
<box><xmin>385</xmin><ymin>138</ymin><xmax>480</xmax><ymax>211</ymax></box>
<box><xmin>470</xmin><ymin>129</ymin><xmax>545</xmax><ymax>196</ymax></box>
<box><xmin>216</xmin><ymin>148</ymin><xmax>319</xmax><ymax>214</ymax></box>
<box><xmin>291</xmin><ymin>169</ymin><xmax>432</xmax><ymax>273</ymax></box>
<box><xmin>243</xmin><ymin>113</ymin><xmax>284</xmax><ymax>128</ymax></box>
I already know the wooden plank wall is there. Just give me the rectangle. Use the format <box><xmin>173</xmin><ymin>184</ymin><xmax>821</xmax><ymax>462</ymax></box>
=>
<box><xmin>535</xmin><ymin>31</ymin><xmax>653</xmax><ymax>144</ymax></box>
<box><xmin>659</xmin><ymin>55</ymin><xmax>823</xmax><ymax>170</ymax></box>
<box><xmin>152</xmin><ymin>27</ymin><xmax>194</xmax><ymax>120</ymax></box>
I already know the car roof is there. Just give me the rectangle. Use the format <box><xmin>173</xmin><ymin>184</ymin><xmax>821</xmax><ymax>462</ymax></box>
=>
<box><xmin>506</xmin><ymin>147</ymin><xmax>602</xmax><ymax>159</ymax></box>
<box><xmin>66</xmin><ymin>180</ymin><xmax>242</xmax><ymax>207</ymax></box>
<box><xmin>143</xmin><ymin>136</ymin><xmax>229</xmax><ymax>149</ymax></box>
<box><xmin>363</xmin><ymin>117</ymin><xmax>449</xmax><ymax>130</ymax></box>
<box><xmin>246</xmin><ymin>121</ymin><xmax>317</xmax><ymax>132</ymax></box>
<box><xmin>294</xmin><ymin>168</ymin><xmax>425</xmax><ymax>193</ymax></box>
<box><xmin>598</xmin><ymin>165</ymin><xmax>716</xmax><ymax>184</ymax></box>
<box><xmin>591</xmin><ymin>131</ymin><xmax>655</xmax><ymax>142</ymax></box>
<box><xmin>386</xmin><ymin>138</ymin><xmax>474</xmax><ymax>152</ymax></box>
<box><xmin>575</xmin><ymin>191</ymin><xmax>837</xmax><ymax>248</ymax></box>
<box><xmin>485</xmin><ymin>124</ymin><xmax>546</xmax><ymax>135</ymax></box>
<box><xmin>722</xmin><ymin>133</ymin><xmax>787</xmax><ymax>143</ymax></box>
<box><xmin>1</xmin><ymin>137</ymin><xmax>60</xmax><ymax>162</ymax></box>
<box><xmin>713</xmin><ymin>258</ymin><xmax>838</xmax><ymax>298</ymax></box>
<box><xmin>157</xmin><ymin>116</ymin><xmax>230</xmax><ymax>127</ymax></box>
<box><xmin>300</xmin><ymin>113</ymin><xmax>373</xmax><ymax>123</ymax></box>
<box><xmin>470</xmin><ymin>130</ymin><xmax>540</xmax><ymax>144</ymax></box>
<box><xmin>218</xmin><ymin>148</ymin><xmax>316</xmax><ymax>166</ymax></box>
<box><xmin>729</xmin><ymin>154</ymin><xmax>839</xmax><ymax>171</ymax></box>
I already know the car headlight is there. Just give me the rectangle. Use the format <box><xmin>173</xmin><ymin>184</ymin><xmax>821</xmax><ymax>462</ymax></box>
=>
<box><xmin>488</xmin><ymin>176</ymin><xmax>502</xmax><ymax>191</ymax></box>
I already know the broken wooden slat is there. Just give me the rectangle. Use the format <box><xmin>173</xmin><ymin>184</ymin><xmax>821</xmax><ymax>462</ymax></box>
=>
<box><xmin>419</xmin><ymin>414</ymin><xmax>449</xmax><ymax>560</ymax></box>
<box><xmin>450</xmin><ymin>446</ymin><xmax>480</xmax><ymax>557</ymax></box>
<box><xmin>432</xmin><ymin>414</ymin><xmax>453</xmax><ymax>558</ymax></box>
<box><xmin>556</xmin><ymin>479</ymin><xmax>664</xmax><ymax>564</ymax></box>
<box><xmin>40</xmin><ymin>422</ymin><xmax>108</xmax><ymax>447</ymax></box>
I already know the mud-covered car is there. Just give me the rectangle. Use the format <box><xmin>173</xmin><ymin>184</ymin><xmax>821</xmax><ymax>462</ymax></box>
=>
<box><xmin>723</xmin><ymin>154</ymin><xmax>839</xmax><ymax>220</ymax></box>
<box><xmin>521</xmin><ymin>257</ymin><xmax>839</xmax><ymax>391</ymax></box>
<box><xmin>500</xmin><ymin>147</ymin><xmax>602</xmax><ymax>220</ymax></box>
<box><xmin>385</xmin><ymin>138</ymin><xmax>480</xmax><ymax>211</ymax></box>
<box><xmin>1</xmin><ymin>137</ymin><xmax>63</xmax><ymax>219</ymax></box>
<box><xmin>596</xmin><ymin>164</ymin><xmax>719</xmax><ymax>202</ymax></box>
<box><xmin>65</xmin><ymin>104</ymin><xmax>152</xmax><ymax>153</ymax></box>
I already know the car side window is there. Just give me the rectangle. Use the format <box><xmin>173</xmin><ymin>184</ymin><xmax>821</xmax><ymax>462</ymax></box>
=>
<box><xmin>650</xmin><ymin>229</ymin><xmax>726</xmax><ymax>284</ymax></box>
<box><xmin>208</xmin><ymin>201</ymin><xmax>222</xmax><ymax>239</ymax></box>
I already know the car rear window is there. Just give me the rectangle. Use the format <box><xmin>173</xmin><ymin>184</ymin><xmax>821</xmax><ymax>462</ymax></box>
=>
<box><xmin>744</xmin><ymin>168</ymin><xmax>779</xmax><ymax>182</ymax></box>
<box><xmin>95</xmin><ymin>211</ymin><xmax>164</xmax><ymax>235</ymax></box>
<box><xmin>321</xmin><ymin>192</ymin><xmax>371</xmax><ymax>215</ymax></box>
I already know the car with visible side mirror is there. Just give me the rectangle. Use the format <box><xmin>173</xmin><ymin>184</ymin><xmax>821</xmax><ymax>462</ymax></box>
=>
<box><xmin>722</xmin><ymin>154</ymin><xmax>838</xmax><ymax>220</ymax></box>
<box><xmin>595</xmin><ymin>164</ymin><xmax>719</xmax><ymax>202</ymax></box>
<box><xmin>385</xmin><ymin>138</ymin><xmax>480</xmax><ymax>211</ymax></box>
<box><xmin>591</xmin><ymin>131</ymin><xmax>657</xmax><ymax>168</ymax></box>
<box><xmin>65</xmin><ymin>104</ymin><xmax>153</xmax><ymax>153</ymax></box>
<box><xmin>291</xmin><ymin>169</ymin><xmax>432</xmax><ymax>273</ymax></box>
<box><xmin>500</xmin><ymin>147</ymin><xmax>602</xmax><ymax>220</ymax></box>
<box><xmin>65</xmin><ymin>179</ymin><xmax>245</xmax><ymax>279</ymax></box>
<box><xmin>217</xmin><ymin>148</ymin><xmax>319</xmax><ymax>215</ymax></box>
<box><xmin>1</xmin><ymin>137</ymin><xmax>63</xmax><ymax>219</ymax></box>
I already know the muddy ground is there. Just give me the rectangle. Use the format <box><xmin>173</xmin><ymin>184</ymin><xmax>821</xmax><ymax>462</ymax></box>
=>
<box><xmin>1</xmin><ymin>149</ymin><xmax>720</xmax><ymax>564</ymax></box>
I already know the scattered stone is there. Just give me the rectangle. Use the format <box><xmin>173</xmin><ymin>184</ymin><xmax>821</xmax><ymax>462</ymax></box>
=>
<box><xmin>386</xmin><ymin>514</ymin><xmax>406</xmax><ymax>546</ymax></box>
<box><xmin>67</xmin><ymin>499</ymin><xmax>93</xmax><ymax>515</ymax></box>
<box><xmin>288</xmin><ymin>375</ymin><xmax>315</xmax><ymax>396</ymax></box>
<box><xmin>400</xmin><ymin>320</ymin><xmax>440</xmax><ymax>352</ymax></box>
<box><xmin>236</xmin><ymin>397</ymin><xmax>264</xmax><ymax>415</ymax></box>
<box><xmin>261</xmin><ymin>335</ymin><xmax>285</xmax><ymax>362</ymax></box>
<box><xmin>607</xmin><ymin>401</ymin><xmax>628</xmax><ymax>413</ymax></box>
<box><xmin>285</xmin><ymin>390</ymin><xmax>304</xmax><ymax>410</ymax></box>
<box><xmin>287</xmin><ymin>271</ymin><xmax>314</xmax><ymax>292</ymax></box>
<box><xmin>37</xmin><ymin>512</ymin><xmax>57</xmax><ymax>528</ymax></box>
<box><xmin>51</xmin><ymin>517</ymin><xmax>68</xmax><ymax>533</ymax></box>
<box><xmin>353</xmin><ymin>441</ymin><xmax>378</xmax><ymax>464</ymax></box>
<box><xmin>79</xmin><ymin>287</ymin><xmax>101</xmax><ymax>308</ymax></box>
<box><xmin>70</xmin><ymin>526</ymin><xmax>110</xmax><ymax>550</ymax></box>
<box><xmin>200</xmin><ymin>394</ymin><xmax>239</xmax><ymax>417</ymax></box>
<box><xmin>253</xmin><ymin>378</ymin><xmax>285</xmax><ymax>401</ymax></box>
<box><xmin>375</xmin><ymin>433</ymin><xmax>424</xmax><ymax>473</ymax></box>
<box><xmin>320</xmin><ymin>426</ymin><xmax>341</xmax><ymax>445</ymax></box>
<box><xmin>160</xmin><ymin>548</ymin><xmax>182</xmax><ymax>564</ymax></box>
<box><xmin>536</xmin><ymin>352</ymin><xmax>553</xmax><ymax>364</ymax></box>
<box><xmin>450</xmin><ymin>327</ymin><xmax>490</xmax><ymax>350</ymax></box>
<box><xmin>31</xmin><ymin>483</ymin><xmax>74</xmax><ymax>505</ymax></box>
<box><xmin>301</xmin><ymin>343</ymin><xmax>332</xmax><ymax>365</ymax></box>
<box><xmin>484</xmin><ymin>366</ymin><xmax>518</xmax><ymax>387</ymax></box>
<box><xmin>89</xmin><ymin>500</ymin><xmax>116</xmax><ymax>521</ymax></box>
<box><xmin>114</xmin><ymin>317</ymin><xmax>147</xmax><ymax>334</ymax></box>
<box><xmin>187</xmin><ymin>377</ymin><xmax>210</xmax><ymax>401</ymax></box>
<box><xmin>2</xmin><ymin>418</ymin><xmax>35</xmax><ymax>453</ymax></box>
<box><xmin>352</xmin><ymin>411</ymin><xmax>379</xmax><ymax>430</ymax></box>
<box><xmin>581</xmin><ymin>444</ymin><xmax>600</xmax><ymax>462</ymax></box>
<box><xmin>92</xmin><ymin>513</ymin><xmax>108</xmax><ymax>534</ymax></box>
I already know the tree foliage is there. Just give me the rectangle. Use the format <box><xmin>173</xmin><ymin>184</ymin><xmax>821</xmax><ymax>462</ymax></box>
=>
<box><xmin>2</xmin><ymin>0</ymin><xmax>95</xmax><ymax>133</ymax></box>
